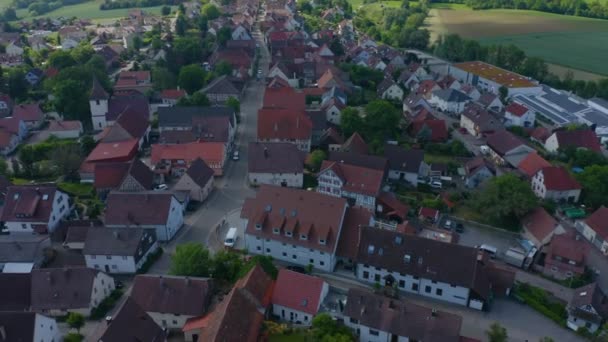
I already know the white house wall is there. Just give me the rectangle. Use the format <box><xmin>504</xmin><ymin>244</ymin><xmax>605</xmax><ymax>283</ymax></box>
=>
<box><xmin>273</xmin><ymin>304</ymin><xmax>314</xmax><ymax>326</ymax></box>
<box><xmin>148</xmin><ymin>311</ymin><xmax>193</xmax><ymax>330</ymax></box>
<box><xmin>33</xmin><ymin>314</ymin><xmax>62</xmax><ymax>342</ymax></box>
<box><xmin>248</xmin><ymin>172</ymin><xmax>303</xmax><ymax>188</ymax></box>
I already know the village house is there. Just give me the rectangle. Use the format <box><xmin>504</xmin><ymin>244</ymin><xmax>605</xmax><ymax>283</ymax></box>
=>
<box><xmin>182</xmin><ymin>265</ymin><xmax>274</xmax><ymax>342</ymax></box>
<box><xmin>544</xmin><ymin>129</ymin><xmax>602</xmax><ymax>153</ymax></box>
<box><xmin>517</xmin><ymin>152</ymin><xmax>552</xmax><ymax>179</ymax></box>
<box><xmin>531</xmin><ymin>166</ymin><xmax>581</xmax><ymax>203</ymax></box>
<box><xmin>157</xmin><ymin>106</ymin><xmax>236</xmax><ymax>143</ymax></box>
<box><xmin>567</xmin><ymin>283</ymin><xmax>608</xmax><ymax>333</ymax></box>
<box><xmin>100</xmin><ymin>298</ymin><xmax>167</xmax><ymax>341</ymax></box>
<box><xmin>543</xmin><ymin>233</ymin><xmax>587</xmax><ymax>280</ymax></box>
<box><xmin>30</xmin><ymin>267</ymin><xmax>115</xmax><ymax>316</ymax></box>
<box><xmin>248</xmin><ymin>142</ymin><xmax>304</xmax><ymax>188</ymax></box>
<box><xmin>377</xmin><ymin>78</ymin><xmax>404</xmax><ymax>101</ymax></box>
<box><xmin>0</xmin><ymin>234</ymin><xmax>50</xmax><ymax>272</ymax></box>
<box><xmin>521</xmin><ymin>207</ymin><xmax>565</xmax><ymax>249</ymax></box>
<box><xmin>463</xmin><ymin>157</ymin><xmax>495</xmax><ymax>188</ymax></box>
<box><xmin>79</xmin><ymin>139</ymin><xmax>139</xmax><ymax>182</ymax></box>
<box><xmin>58</xmin><ymin>26</ymin><xmax>88</xmax><ymax>49</ymax></box>
<box><xmin>0</xmin><ymin>312</ymin><xmax>61</xmax><ymax>342</ymax></box>
<box><xmin>257</xmin><ymin>108</ymin><xmax>313</xmax><ymax>152</ymax></box>
<box><xmin>161</xmin><ymin>89</ymin><xmax>187</xmax><ymax>106</ymax></box>
<box><xmin>242</xmin><ymin>186</ymin><xmax>348</xmax><ymax>272</ymax></box>
<box><xmin>504</xmin><ymin>102</ymin><xmax>535</xmax><ymax>127</ymax></box>
<box><xmin>0</xmin><ymin>185</ymin><xmax>70</xmax><ymax>234</ymax></box>
<box><xmin>410</xmin><ymin>119</ymin><xmax>448</xmax><ymax>143</ymax></box>
<box><xmin>0</xmin><ymin>117</ymin><xmax>27</xmax><ymax>156</ymax></box>
<box><xmin>341</xmin><ymin>288</ymin><xmax>463</xmax><ymax>342</ymax></box>
<box><xmin>317</xmin><ymin>159</ymin><xmax>384</xmax><ymax>211</ymax></box>
<box><xmin>114</xmin><ymin>70</ymin><xmax>153</xmax><ymax>94</ymax></box>
<box><xmin>353</xmin><ymin>226</ymin><xmax>491</xmax><ymax>310</ymax></box>
<box><xmin>151</xmin><ymin>141</ymin><xmax>226</xmax><ymax>177</ymax></box>
<box><xmin>131</xmin><ymin>274</ymin><xmax>213</xmax><ymax>330</ymax></box>
<box><xmin>12</xmin><ymin>103</ymin><xmax>44</xmax><ymax>130</ymax></box>
<box><xmin>460</xmin><ymin>104</ymin><xmax>502</xmax><ymax>137</ymax></box>
<box><xmin>104</xmin><ymin>191</ymin><xmax>185</xmax><ymax>241</ymax></box>
<box><xmin>45</xmin><ymin>120</ymin><xmax>83</xmax><ymax>139</ymax></box>
<box><xmin>429</xmin><ymin>88</ymin><xmax>470</xmax><ymax>115</ymax></box>
<box><xmin>384</xmin><ymin>144</ymin><xmax>428</xmax><ymax>186</ymax></box>
<box><xmin>577</xmin><ymin>206</ymin><xmax>608</xmax><ymax>255</ymax></box>
<box><xmin>83</xmin><ymin>227</ymin><xmax>158</xmax><ymax>274</ymax></box>
<box><xmin>173</xmin><ymin>158</ymin><xmax>216</xmax><ymax>202</ymax></box>
<box><xmin>201</xmin><ymin>75</ymin><xmax>241</xmax><ymax>104</ymax></box>
<box><xmin>93</xmin><ymin>159</ymin><xmax>155</xmax><ymax>198</ymax></box>
<box><xmin>89</xmin><ymin>78</ymin><xmax>150</xmax><ymax>130</ymax></box>
<box><xmin>272</xmin><ymin>269</ymin><xmax>328</xmax><ymax>326</ymax></box>
<box><xmin>476</xmin><ymin>93</ymin><xmax>504</xmax><ymax>112</ymax></box>
<box><xmin>449</xmin><ymin>61</ymin><xmax>542</xmax><ymax>97</ymax></box>
<box><xmin>485</xmin><ymin>130</ymin><xmax>534</xmax><ymax>166</ymax></box>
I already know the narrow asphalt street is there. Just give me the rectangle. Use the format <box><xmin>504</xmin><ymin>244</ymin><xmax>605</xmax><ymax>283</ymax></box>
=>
<box><xmin>149</xmin><ymin>13</ymin><xmax>270</xmax><ymax>274</ymax></box>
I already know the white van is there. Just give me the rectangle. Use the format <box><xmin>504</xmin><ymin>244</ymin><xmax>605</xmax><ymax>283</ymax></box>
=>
<box><xmin>478</xmin><ymin>244</ymin><xmax>498</xmax><ymax>258</ymax></box>
<box><xmin>224</xmin><ymin>227</ymin><xmax>238</xmax><ymax>248</ymax></box>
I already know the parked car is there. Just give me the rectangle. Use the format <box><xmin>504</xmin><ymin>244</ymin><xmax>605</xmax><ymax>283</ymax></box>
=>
<box><xmin>224</xmin><ymin>227</ymin><xmax>238</xmax><ymax>248</ymax></box>
<box><xmin>232</xmin><ymin>151</ymin><xmax>240</xmax><ymax>161</ymax></box>
<box><xmin>154</xmin><ymin>184</ymin><xmax>168</xmax><ymax>191</ymax></box>
<box><xmin>430</xmin><ymin>180</ymin><xmax>442</xmax><ymax>189</ymax></box>
<box><xmin>444</xmin><ymin>220</ymin><xmax>452</xmax><ymax>230</ymax></box>
<box><xmin>455</xmin><ymin>223</ymin><xmax>464</xmax><ymax>233</ymax></box>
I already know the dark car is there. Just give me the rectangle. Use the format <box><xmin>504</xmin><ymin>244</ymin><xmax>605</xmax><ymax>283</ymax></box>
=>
<box><xmin>286</xmin><ymin>265</ymin><xmax>306</xmax><ymax>274</ymax></box>
<box><xmin>115</xmin><ymin>280</ymin><xmax>124</xmax><ymax>289</ymax></box>
<box><xmin>455</xmin><ymin>223</ymin><xmax>464</xmax><ymax>233</ymax></box>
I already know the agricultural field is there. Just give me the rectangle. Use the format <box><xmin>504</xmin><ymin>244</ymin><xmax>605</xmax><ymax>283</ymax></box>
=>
<box><xmin>0</xmin><ymin>0</ymin><xmax>11</xmax><ymax>9</ymax></box>
<box><xmin>426</xmin><ymin>6</ymin><xmax>608</xmax><ymax>77</ymax></box>
<box><xmin>12</xmin><ymin>0</ymin><xmax>172</xmax><ymax>22</ymax></box>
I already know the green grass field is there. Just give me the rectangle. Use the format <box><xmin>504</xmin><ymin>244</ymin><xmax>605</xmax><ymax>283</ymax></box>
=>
<box><xmin>0</xmin><ymin>0</ymin><xmax>11</xmax><ymax>9</ymax></box>
<box><xmin>12</xmin><ymin>0</ymin><xmax>172</xmax><ymax>22</ymax></box>
<box><xmin>426</xmin><ymin>5</ymin><xmax>608</xmax><ymax>77</ymax></box>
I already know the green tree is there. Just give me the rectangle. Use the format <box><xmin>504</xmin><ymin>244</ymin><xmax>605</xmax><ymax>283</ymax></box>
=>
<box><xmin>309</xmin><ymin>149</ymin><xmax>327</xmax><ymax>172</ymax></box>
<box><xmin>49</xmin><ymin>50</ymin><xmax>77</xmax><ymax>69</ymax></box>
<box><xmin>173</xmin><ymin>37</ymin><xmax>204</xmax><ymax>66</ymax></box>
<box><xmin>175</xmin><ymin>14</ymin><xmax>188</xmax><ymax>36</ymax></box>
<box><xmin>66</xmin><ymin>312</ymin><xmax>85</xmax><ymax>333</ymax></box>
<box><xmin>340</xmin><ymin>107</ymin><xmax>364</xmax><ymax>139</ymax></box>
<box><xmin>311</xmin><ymin>313</ymin><xmax>354</xmax><ymax>341</ymax></box>
<box><xmin>0</xmin><ymin>158</ymin><xmax>8</xmax><ymax>176</ymax></box>
<box><xmin>63</xmin><ymin>333</ymin><xmax>84</xmax><ymax>342</ymax></box>
<box><xmin>217</xmin><ymin>27</ymin><xmax>232</xmax><ymax>47</ymax></box>
<box><xmin>170</xmin><ymin>243</ymin><xmax>212</xmax><ymax>277</ymax></box>
<box><xmin>576</xmin><ymin>165</ymin><xmax>608</xmax><ymax>209</ymax></box>
<box><xmin>471</xmin><ymin>174</ymin><xmax>538</xmax><ymax>228</ymax></box>
<box><xmin>178</xmin><ymin>64</ymin><xmax>207</xmax><ymax>94</ymax></box>
<box><xmin>80</xmin><ymin>135</ymin><xmax>97</xmax><ymax>156</ymax></box>
<box><xmin>226</xmin><ymin>97</ymin><xmax>240</xmax><ymax>113</ymax></box>
<box><xmin>178</xmin><ymin>92</ymin><xmax>210</xmax><ymax>106</ymax></box>
<box><xmin>240</xmin><ymin>255</ymin><xmax>278</xmax><ymax>279</ymax></box>
<box><xmin>498</xmin><ymin>86</ymin><xmax>508</xmax><ymax>103</ymax></box>
<box><xmin>202</xmin><ymin>4</ymin><xmax>221</xmax><ymax>19</ymax></box>
<box><xmin>8</xmin><ymin>68</ymin><xmax>28</xmax><ymax>100</ymax></box>
<box><xmin>70</xmin><ymin>43</ymin><xmax>94</xmax><ymax>64</ymax></box>
<box><xmin>539</xmin><ymin>337</ymin><xmax>554</xmax><ymax>342</ymax></box>
<box><xmin>486</xmin><ymin>322</ymin><xmax>508</xmax><ymax>342</ymax></box>
<box><xmin>214</xmin><ymin>61</ymin><xmax>233</xmax><ymax>76</ymax></box>
<box><xmin>49</xmin><ymin>144</ymin><xmax>83</xmax><ymax>181</ymax></box>
<box><xmin>152</xmin><ymin>67</ymin><xmax>177</xmax><ymax>90</ymax></box>
<box><xmin>161</xmin><ymin>5</ymin><xmax>171</xmax><ymax>15</ymax></box>
<box><xmin>212</xmin><ymin>250</ymin><xmax>243</xmax><ymax>284</ymax></box>
<box><xmin>363</xmin><ymin>100</ymin><xmax>400</xmax><ymax>141</ymax></box>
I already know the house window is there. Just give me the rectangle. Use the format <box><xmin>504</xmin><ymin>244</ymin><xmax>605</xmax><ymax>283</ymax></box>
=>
<box><xmin>399</xmin><ymin>280</ymin><xmax>405</xmax><ymax>288</ymax></box>
<box><xmin>273</xmin><ymin>228</ymin><xmax>279</xmax><ymax>234</ymax></box>
<box><xmin>436</xmin><ymin>288</ymin><xmax>443</xmax><ymax>296</ymax></box>
<box><xmin>285</xmin><ymin>231</ymin><xmax>292</xmax><ymax>237</ymax></box>
<box><xmin>292</xmin><ymin>254</ymin><xmax>297</xmax><ymax>259</ymax></box>
<box><xmin>266</xmin><ymin>248</ymin><xmax>271</xmax><ymax>253</ymax></box>
<box><xmin>310</xmin><ymin>259</ymin><xmax>314</xmax><ymax>264</ymax></box>
<box><xmin>425</xmin><ymin>286</ymin><xmax>431</xmax><ymax>293</ymax></box>
<box><xmin>282</xmin><ymin>252</ymin><xmax>287</xmax><ymax>257</ymax></box>
<box><xmin>111</xmin><ymin>265</ymin><xmax>117</xmax><ymax>269</ymax></box>
<box><xmin>374</xmin><ymin>274</ymin><xmax>380</xmax><ymax>282</ymax></box>
<box><xmin>412</xmin><ymin>283</ymin><xmax>418</xmax><ymax>291</ymax></box>
<box><xmin>369</xmin><ymin>329</ymin><xmax>379</xmax><ymax>336</ymax></box>
<box><xmin>300</xmin><ymin>234</ymin><xmax>307</xmax><ymax>240</ymax></box>
<box><xmin>256</xmin><ymin>246</ymin><xmax>261</xmax><ymax>251</ymax></box>
<box><xmin>22</xmin><ymin>224</ymin><xmax>27</xmax><ymax>229</ymax></box>
<box><xmin>319</xmin><ymin>261</ymin><xmax>325</xmax><ymax>266</ymax></box>
<box><xmin>255</xmin><ymin>223</ymin><xmax>262</xmax><ymax>230</ymax></box>
<box><xmin>350</xmin><ymin>317</ymin><xmax>359</xmax><ymax>324</ymax></box>
<box><xmin>319</xmin><ymin>239</ymin><xmax>326</xmax><ymax>245</ymax></box>
<box><xmin>363</xmin><ymin>271</ymin><xmax>369</xmax><ymax>279</ymax></box>
<box><xmin>106</xmin><ymin>256</ymin><xmax>112</xmax><ymax>260</ymax></box>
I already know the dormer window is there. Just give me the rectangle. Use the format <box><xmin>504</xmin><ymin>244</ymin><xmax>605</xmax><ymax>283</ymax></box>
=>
<box><xmin>285</xmin><ymin>231</ymin><xmax>292</xmax><ymax>237</ymax></box>
<box><xmin>42</xmin><ymin>194</ymin><xmax>49</xmax><ymax>200</ymax></box>
<box><xmin>255</xmin><ymin>223</ymin><xmax>262</xmax><ymax>230</ymax></box>
<box><xmin>300</xmin><ymin>234</ymin><xmax>307</xmax><ymax>240</ymax></box>
<box><xmin>13</xmin><ymin>193</ymin><xmax>19</xmax><ymax>200</ymax></box>
<box><xmin>273</xmin><ymin>228</ymin><xmax>280</xmax><ymax>234</ymax></box>
<box><xmin>319</xmin><ymin>239</ymin><xmax>326</xmax><ymax>245</ymax></box>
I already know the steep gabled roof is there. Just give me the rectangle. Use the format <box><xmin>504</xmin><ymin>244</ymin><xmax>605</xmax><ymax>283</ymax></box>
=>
<box><xmin>100</xmin><ymin>298</ymin><xmax>167</xmax><ymax>342</ymax></box>
<box><xmin>131</xmin><ymin>274</ymin><xmax>212</xmax><ymax>316</ymax></box>
<box><xmin>539</xmin><ymin>166</ymin><xmax>581</xmax><ymax>191</ymax></box>
<box><xmin>185</xmin><ymin>158</ymin><xmax>215</xmax><ymax>188</ymax></box>
<box><xmin>272</xmin><ymin>270</ymin><xmax>325</xmax><ymax>315</ymax></box>
<box><xmin>342</xmin><ymin>132</ymin><xmax>369</xmax><ymax>155</ymax></box>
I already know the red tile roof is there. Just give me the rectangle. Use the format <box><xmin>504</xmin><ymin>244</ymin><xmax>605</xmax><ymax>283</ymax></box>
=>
<box><xmin>13</xmin><ymin>104</ymin><xmax>43</xmax><ymax>122</ymax></box>
<box><xmin>161</xmin><ymin>89</ymin><xmax>187</xmax><ymax>99</ymax></box>
<box><xmin>585</xmin><ymin>206</ymin><xmax>608</xmax><ymax>240</ymax></box>
<box><xmin>517</xmin><ymin>152</ymin><xmax>551</xmax><ymax>178</ymax></box>
<box><xmin>257</xmin><ymin>108</ymin><xmax>312</xmax><ymax>141</ymax></box>
<box><xmin>545</xmin><ymin>233</ymin><xmax>586</xmax><ymax>275</ymax></box>
<box><xmin>85</xmin><ymin>139</ymin><xmax>139</xmax><ymax>162</ymax></box>
<box><xmin>554</xmin><ymin>130</ymin><xmax>602</xmax><ymax>152</ymax></box>
<box><xmin>416</xmin><ymin>80</ymin><xmax>438</xmax><ymax>96</ymax></box>
<box><xmin>342</xmin><ymin>132</ymin><xmax>368</xmax><ymax>155</ymax></box>
<box><xmin>531</xmin><ymin>127</ymin><xmax>551</xmax><ymax>143</ymax></box>
<box><xmin>539</xmin><ymin>166</ymin><xmax>581</xmax><ymax>191</ymax></box>
<box><xmin>272</xmin><ymin>269</ymin><xmax>325</xmax><ymax>315</ymax></box>
<box><xmin>47</xmin><ymin>120</ymin><xmax>82</xmax><ymax>132</ymax></box>
<box><xmin>241</xmin><ymin>185</ymin><xmax>348</xmax><ymax>253</ymax></box>
<box><xmin>486</xmin><ymin>130</ymin><xmax>526</xmax><ymax>156</ymax></box>
<box><xmin>336</xmin><ymin>207</ymin><xmax>373</xmax><ymax>260</ymax></box>
<box><xmin>105</xmin><ymin>192</ymin><xmax>175</xmax><ymax>226</ymax></box>
<box><xmin>522</xmin><ymin>207</ymin><xmax>560</xmax><ymax>244</ymax></box>
<box><xmin>505</xmin><ymin>102</ymin><xmax>529</xmax><ymax>117</ymax></box>
<box><xmin>418</xmin><ymin>207</ymin><xmax>439</xmax><ymax>219</ymax></box>
<box><xmin>118</xmin><ymin>70</ymin><xmax>150</xmax><ymax>82</ymax></box>
<box><xmin>151</xmin><ymin>142</ymin><xmax>225</xmax><ymax>175</ymax></box>
<box><xmin>0</xmin><ymin>117</ymin><xmax>22</xmax><ymax>135</ymax></box>
<box><xmin>319</xmin><ymin>160</ymin><xmax>384</xmax><ymax>197</ymax></box>
<box><xmin>411</xmin><ymin>119</ymin><xmax>448</xmax><ymax>142</ymax></box>
<box><xmin>263</xmin><ymin>87</ymin><xmax>306</xmax><ymax>112</ymax></box>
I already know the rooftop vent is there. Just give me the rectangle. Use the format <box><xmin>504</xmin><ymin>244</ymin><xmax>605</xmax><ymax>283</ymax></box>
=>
<box><xmin>404</xmin><ymin>254</ymin><xmax>411</xmax><ymax>263</ymax></box>
<box><xmin>367</xmin><ymin>245</ymin><xmax>375</xmax><ymax>254</ymax></box>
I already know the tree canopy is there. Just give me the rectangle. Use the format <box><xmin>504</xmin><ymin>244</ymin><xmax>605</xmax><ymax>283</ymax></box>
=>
<box><xmin>486</xmin><ymin>322</ymin><xmax>508</xmax><ymax>342</ymax></box>
<box><xmin>178</xmin><ymin>64</ymin><xmax>207</xmax><ymax>94</ymax></box>
<box><xmin>170</xmin><ymin>243</ymin><xmax>212</xmax><ymax>277</ymax></box>
<box><xmin>576</xmin><ymin>165</ymin><xmax>608</xmax><ymax>209</ymax></box>
<box><xmin>311</xmin><ymin>313</ymin><xmax>354</xmax><ymax>341</ymax></box>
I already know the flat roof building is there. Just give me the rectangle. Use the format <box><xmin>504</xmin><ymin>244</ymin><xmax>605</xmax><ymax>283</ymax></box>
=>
<box><xmin>449</xmin><ymin>61</ymin><xmax>542</xmax><ymax>97</ymax></box>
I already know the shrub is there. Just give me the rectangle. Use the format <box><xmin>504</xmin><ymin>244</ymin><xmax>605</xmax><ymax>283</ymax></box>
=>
<box><xmin>89</xmin><ymin>289</ymin><xmax>123</xmax><ymax>320</ymax></box>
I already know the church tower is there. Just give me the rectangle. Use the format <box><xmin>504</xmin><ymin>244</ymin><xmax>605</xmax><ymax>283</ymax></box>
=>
<box><xmin>90</xmin><ymin>77</ymin><xmax>109</xmax><ymax>130</ymax></box>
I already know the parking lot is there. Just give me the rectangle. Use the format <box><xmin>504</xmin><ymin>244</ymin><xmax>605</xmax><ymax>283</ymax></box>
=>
<box><xmin>439</xmin><ymin>215</ymin><xmax>521</xmax><ymax>259</ymax></box>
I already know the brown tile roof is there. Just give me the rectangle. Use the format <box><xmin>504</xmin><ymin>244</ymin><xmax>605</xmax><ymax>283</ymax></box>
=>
<box><xmin>384</xmin><ymin>144</ymin><xmax>424</xmax><ymax>173</ymax></box>
<box><xmin>107</xmin><ymin>93</ymin><xmax>149</xmax><ymax>122</ymax></box>
<box><xmin>545</xmin><ymin>233</ymin><xmax>586</xmax><ymax>274</ymax></box>
<box><xmin>486</xmin><ymin>130</ymin><xmax>526</xmax><ymax>156</ymax></box>
<box><xmin>411</xmin><ymin>119</ymin><xmax>448</xmax><ymax>142</ymax></box>
<box><xmin>105</xmin><ymin>191</ymin><xmax>175</xmax><ymax>226</ymax></box>
<box><xmin>30</xmin><ymin>268</ymin><xmax>99</xmax><ymax>311</ymax></box>
<box><xmin>83</xmin><ymin>227</ymin><xmax>156</xmax><ymax>261</ymax></box>
<box><xmin>94</xmin><ymin>159</ymin><xmax>154</xmax><ymax>191</ymax></box>
<box><xmin>462</xmin><ymin>104</ymin><xmax>502</xmax><ymax>134</ymax></box>
<box><xmin>343</xmin><ymin>288</ymin><xmax>463</xmax><ymax>342</ymax></box>
<box><xmin>151</xmin><ymin>141</ymin><xmax>225</xmax><ymax>175</ymax></box>
<box><xmin>506</xmin><ymin>102</ymin><xmax>529</xmax><ymax>117</ymax></box>
<box><xmin>161</xmin><ymin>89</ymin><xmax>186</xmax><ymax>99</ymax></box>
<box><xmin>336</xmin><ymin>207</ymin><xmax>373</xmax><ymax>260</ymax></box>
<box><xmin>0</xmin><ymin>185</ymin><xmax>62</xmax><ymax>225</ymax></box>
<box><xmin>355</xmin><ymin>226</ymin><xmax>491</xmax><ymax>300</ymax></box>
<box><xmin>319</xmin><ymin>160</ymin><xmax>384</xmax><ymax>197</ymax></box>
<box><xmin>531</xmin><ymin>126</ymin><xmax>551</xmax><ymax>143</ymax></box>
<box><xmin>13</xmin><ymin>103</ymin><xmax>43</xmax><ymax>122</ymax></box>
<box><xmin>257</xmin><ymin>108</ymin><xmax>312</xmax><ymax>140</ymax></box>
<box><xmin>376</xmin><ymin>191</ymin><xmax>410</xmax><ymax>220</ymax></box>
<box><xmin>102</xmin><ymin>111</ymin><xmax>149</xmax><ymax>142</ymax></box>
<box><xmin>47</xmin><ymin>120</ymin><xmax>82</xmax><ymax>132</ymax></box>
<box><xmin>522</xmin><ymin>207</ymin><xmax>560</xmax><ymax>244</ymax></box>
<box><xmin>100</xmin><ymin>297</ymin><xmax>167</xmax><ymax>342</ymax></box>
<box><xmin>131</xmin><ymin>275</ymin><xmax>212</xmax><ymax>316</ymax></box>
<box><xmin>65</xmin><ymin>226</ymin><xmax>90</xmax><ymax>244</ymax></box>
<box><xmin>539</xmin><ymin>166</ymin><xmax>581</xmax><ymax>191</ymax></box>
<box><xmin>184</xmin><ymin>158</ymin><xmax>216</xmax><ymax>188</ymax></box>
<box><xmin>585</xmin><ymin>207</ymin><xmax>608</xmax><ymax>240</ymax></box>
<box><xmin>183</xmin><ymin>264</ymin><xmax>273</xmax><ymax>342</ymax></box>
<box><xmin>272</xmin><ymin>269</ymin><xmax>325</xmax><ymax>315</ymax></box>
<box><xmin>0</xmin><ymin>273</ymin><xmax>31</xmax><ymax>311</ymax></box>
<box><xmin>553</xmin><ymin>129</ymin><xmax>602</xmax><ymax>153</ymax></box>
<box><xmin>342</xmin><ymin>132</ymin><xmax>369</xmax><ymax>154</ymax></box>
<box><xmin>328</xmin><ymin>152</ymin><xmax>388</xmax><ymax>171</ymax></box>
<box><xmin>570</xmin><ymin>283</ymin><xmax>608</xmax><ymax>323</ymax></box>
<box><xmin>241</xmin><ymin>185</ymin><xmax>348</xmax><ymax>253</ymax></box>
<box><xmin>248</xmin><ymin>142</ymin><xmax>304</xmax><ymax>174</ymax></box>
<box><xmin>517</xmin><ymin>152</ymin><xmax>551</xmax><ymax>178</ymax></box>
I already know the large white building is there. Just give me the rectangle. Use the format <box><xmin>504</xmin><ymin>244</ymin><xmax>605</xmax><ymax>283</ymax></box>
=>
<box><xmin>353</xmin><ymin>226</ymin><xmax>491</xmax><ymax>310</ymax></box>
<box><xmin>0</xmin><ymin>185</ymin><xmax>71</xmax><ymax>234</ymax></box>
<box><xmin>242</xmin><ymin>185</ymin><xmax>349</xmax><ymax>272</ymax></box>
<box><xmin>449</xmin><ymin>61</ymin><xmax>542</xmax><ymax>97</ymax></box>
